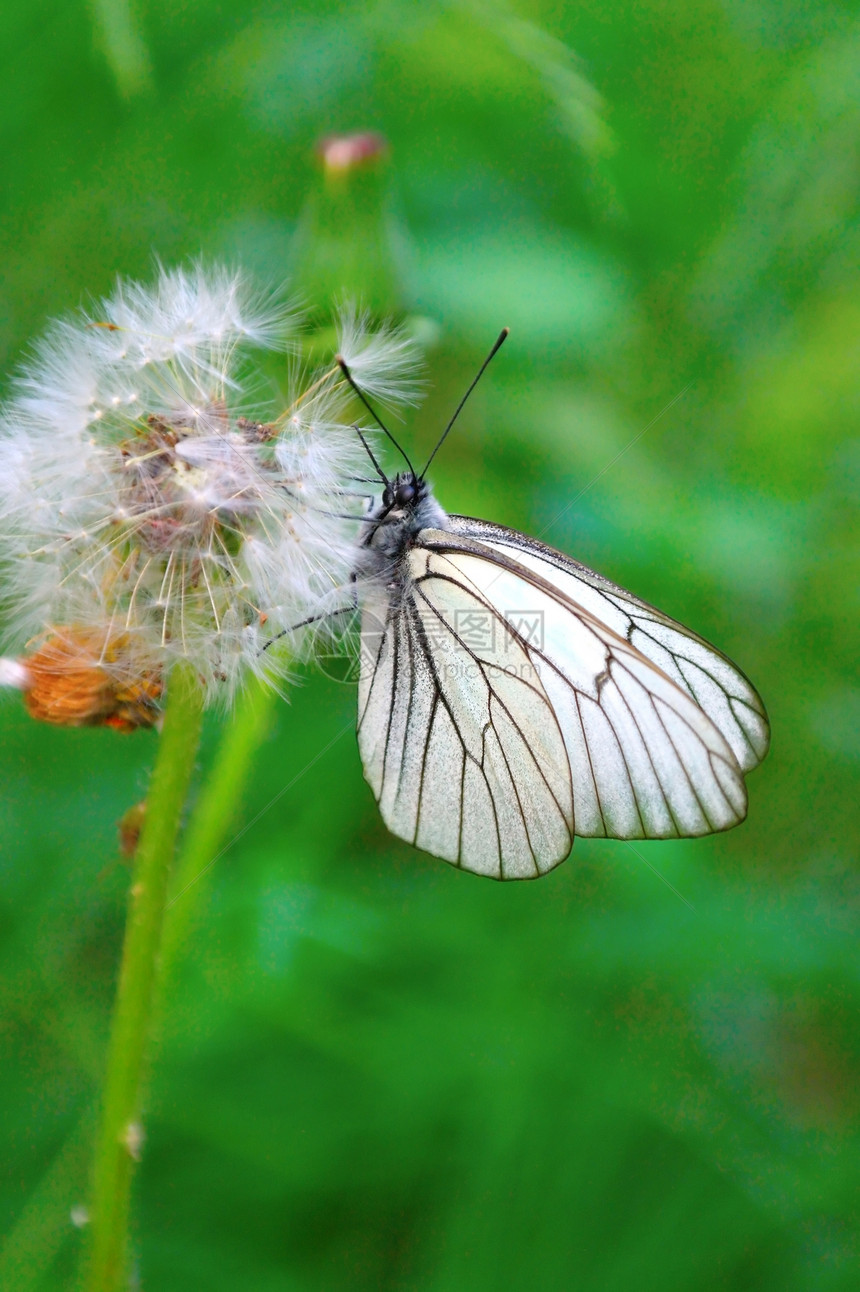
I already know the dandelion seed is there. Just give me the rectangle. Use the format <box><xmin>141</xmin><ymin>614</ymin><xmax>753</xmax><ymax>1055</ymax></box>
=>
<box><xmin>0</xmin><ymin>265</ymin><xmax>422</xmax><ymax>721</ymax></box>
<box><xmin>335</xmin><ymin>306</ymin><xmax>423</xmax><ymax>409</ymax></box>
<box><xmin>0</xmin><ymin>657</ymin><xmax>31</xmax><ymax>690</ymax></box>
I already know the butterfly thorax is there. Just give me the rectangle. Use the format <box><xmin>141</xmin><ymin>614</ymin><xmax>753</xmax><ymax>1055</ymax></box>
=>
<box><xmin>359</xmin><ymin>473</ymin><xmax>449</xmax><ymax>570</ymax></box>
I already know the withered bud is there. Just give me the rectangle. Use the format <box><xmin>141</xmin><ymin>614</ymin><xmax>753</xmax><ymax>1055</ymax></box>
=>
<box><xmin>118</xmin><ymin>801</ymin><xmax>147</xmax><ymax>857</ymax></box>
<box><xmin>20</xmin><ymin>628</ymin><xmax>161</xmax><ymax>731</ymax></box>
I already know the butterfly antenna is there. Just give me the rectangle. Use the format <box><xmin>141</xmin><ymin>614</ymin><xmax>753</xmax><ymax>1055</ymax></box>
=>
<box><xmin>336</xmin><ymin>355</ymin><xmax>416</xmax><ymax>476</ymax></box>
<box><xmin>420</xmin><ymin>327</ymin><xmax>509</xmax><ymax>479</ymax></box>
<box><xmin>353</xmin><ymin>424</ymin><xmax>390</xmax><ymax>486</ymax></box>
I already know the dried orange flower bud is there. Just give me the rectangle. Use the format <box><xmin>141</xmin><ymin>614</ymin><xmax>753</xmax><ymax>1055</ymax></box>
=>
<box><xmin>19</xmin><ymin>628</ymin><xmax>161</xmax><ymax>731</ymax></box>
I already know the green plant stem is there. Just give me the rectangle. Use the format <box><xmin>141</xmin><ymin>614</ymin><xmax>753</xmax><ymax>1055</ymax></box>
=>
<box><xmin>83</xmin><ymin>661</ymin><xmax>204</xmax><ymax>1292</ymax></box>
<box><xmin>160</xmin><ymin>673</ymin><xmax>276</xmax><ymax>985</ymax></box>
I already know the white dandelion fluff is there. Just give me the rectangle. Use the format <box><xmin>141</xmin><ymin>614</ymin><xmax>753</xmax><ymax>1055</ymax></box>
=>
<box><xmin>0</xmin><ymin>265</ymin><xmax>420</xmax><ymax>722</ymax></box>
<box><xmin>335</xmin><ymin>307</ymin><xmax>423</xmax><ymax>409</ymax></box>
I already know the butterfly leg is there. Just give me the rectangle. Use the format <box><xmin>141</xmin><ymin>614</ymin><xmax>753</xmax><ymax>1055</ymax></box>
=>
<box><xmin>259</xmin><ymin>602</ymin><xmax>355</xmax><ymax>654</ymax></box>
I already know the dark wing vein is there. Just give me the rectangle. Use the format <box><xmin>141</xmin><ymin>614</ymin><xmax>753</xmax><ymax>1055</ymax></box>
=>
<box><xmin>357</xmin><ymin>593</ymin><xmax>394</xmax><ymax>736</ymax></box>
<box><xmin>573</xmin><ymin>690</ymin><xmax>607</xmax><ymax>834</ymax></box>
<box><xmin>404</xmin><ymin>598</ymin><xmax>501</xmax><ymax>869</ymax></box>
<box><xmin>378</xmin><ymin>605</ymin><xmax>404</xmax><ymax>802</ymax></box>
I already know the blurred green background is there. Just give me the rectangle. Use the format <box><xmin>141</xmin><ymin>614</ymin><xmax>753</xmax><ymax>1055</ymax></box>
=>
<box><xmin>1</xmin><ymin>1</ymin><xmax>858</xmax><ymax>1288</ymax></box>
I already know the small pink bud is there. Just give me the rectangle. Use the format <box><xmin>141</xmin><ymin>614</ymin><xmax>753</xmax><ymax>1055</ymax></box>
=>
<box><xmin>316</xmin><ymin>132</ymin><xmax>389</xmax><ymax>174</ymax></box>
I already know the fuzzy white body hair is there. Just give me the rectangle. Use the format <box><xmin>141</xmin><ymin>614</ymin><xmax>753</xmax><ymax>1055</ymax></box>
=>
<box><xmin>358</xmin><ymin>478</ymin><xmax>449</xmax><ymax>571</ymax></box>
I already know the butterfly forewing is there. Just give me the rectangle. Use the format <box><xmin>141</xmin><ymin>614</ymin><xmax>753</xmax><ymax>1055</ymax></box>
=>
<box><xmin>447</xmin><ymin>517</ymin><xmax>770</xmax><ymax>776</ymax></box>
<box><xmin>422</xmin><ymin>535</ymin><xmax>750</xmax><ymax>844</ymax></box>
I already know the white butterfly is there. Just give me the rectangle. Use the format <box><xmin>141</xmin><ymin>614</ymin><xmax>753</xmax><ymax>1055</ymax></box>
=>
<box><xmin>343</xmin><ymin>342</ymin><xmax>769</xmax><ymax>881</ymax></box>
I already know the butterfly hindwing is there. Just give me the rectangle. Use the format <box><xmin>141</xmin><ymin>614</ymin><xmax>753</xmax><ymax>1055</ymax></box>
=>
<box><xmin>357</xmin><ymin>548</ymin><xmax>574</xmax><ymax>879</ymax></box>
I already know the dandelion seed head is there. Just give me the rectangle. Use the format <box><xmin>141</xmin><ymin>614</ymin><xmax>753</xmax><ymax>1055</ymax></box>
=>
<box><xmin>0</xmin><ymin>266</ymin><xmax>416</xmax><ymax>716</ymax></box>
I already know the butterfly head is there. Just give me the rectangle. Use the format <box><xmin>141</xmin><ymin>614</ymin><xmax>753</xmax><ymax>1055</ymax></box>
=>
<box><xmin>381</xmin><ymin>472</ymin><xmax>423</xmax><ymax>512</ymax></box>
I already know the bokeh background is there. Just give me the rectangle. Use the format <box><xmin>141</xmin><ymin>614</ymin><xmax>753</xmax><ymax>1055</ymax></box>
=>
<box><xmin>1</xmin><ymin>1</ymin><xmax>858</xmax><ymax>1288</ymax></box>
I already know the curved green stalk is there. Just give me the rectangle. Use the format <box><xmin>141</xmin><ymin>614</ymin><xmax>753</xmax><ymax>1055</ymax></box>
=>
<box><xmin>160</xmin><ymin>673</ymin><xmax>276</xmax><ymax>985</ymax></box>
<box><xmin>83</xmin><ymin>662</ymin><xmax>204</xmax><ymax>1292</ymax></box>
